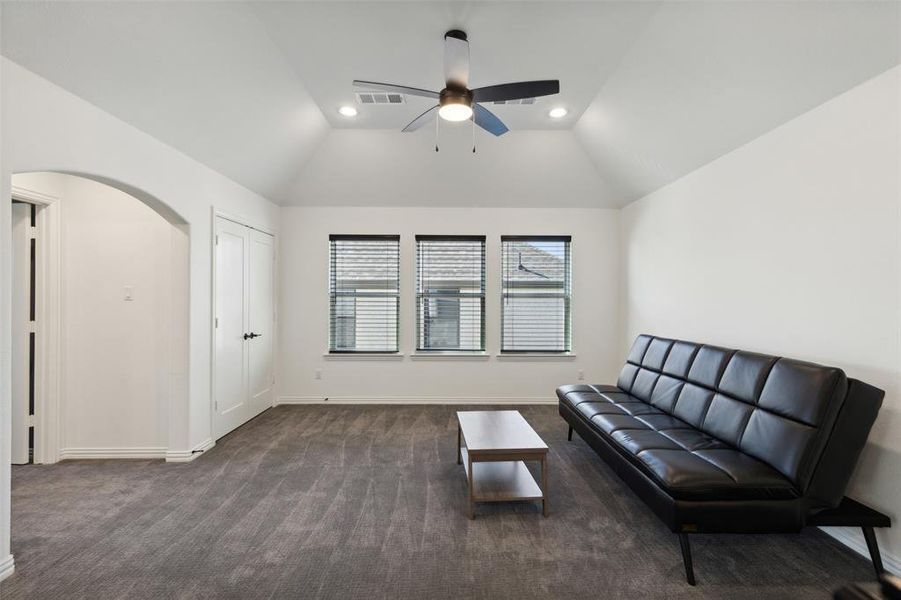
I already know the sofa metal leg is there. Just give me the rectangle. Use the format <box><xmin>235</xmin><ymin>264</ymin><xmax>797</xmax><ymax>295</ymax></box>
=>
<box><xmin>567</xmin><ymin>426</ymin><xmax>573</xmax><ymax>442</ymax></box>
<box><xmin>862</xmin><ymin>526</ymin><xmax>884</xmax><ymax>577</ymax></box>
<box><xmin>678</xmin><ymin>533</ymin><xmax>696</xmax><ymax>586</ymax></box>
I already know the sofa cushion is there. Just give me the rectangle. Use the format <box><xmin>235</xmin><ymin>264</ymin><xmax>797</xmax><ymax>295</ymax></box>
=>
<box><xmin>718</xmin><ymin>351</ymin><xmax>777</xmax><ymax>403</ymax></box>
<box><xmin>662</xmin><ymin>341</ymin><xmax>701</xmax><ymax>378</ymax></box>
<box><xmin>558</xmin><ymin>384</ymin><xmax>799</xmax><ymax>501</ymax></box>
<box><xmin>636</xmin><ymin>449</ymin><xmax>795</xmax><ymax>501</ymax></box>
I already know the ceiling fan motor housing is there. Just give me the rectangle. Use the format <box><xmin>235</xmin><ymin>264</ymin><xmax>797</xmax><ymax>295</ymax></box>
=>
<box><xmin>440</xmin><ymin>87</ymin><xmax>472</xmax><ymax>106</ymax></box>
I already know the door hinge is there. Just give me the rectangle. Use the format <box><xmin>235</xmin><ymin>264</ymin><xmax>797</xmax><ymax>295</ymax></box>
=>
<box><xmin>215</xmin><ymin>234</ymin><xmax>219</xmax><ymax>245</ymax></box>
<box><xmin>215</xmin><ymin>317</ymin><xmax>218</xmax><ymax>328</ymax></box>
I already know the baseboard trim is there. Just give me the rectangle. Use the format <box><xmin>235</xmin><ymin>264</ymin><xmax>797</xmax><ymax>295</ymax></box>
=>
<box><xmin>0</xmin><ymin>554</ymin><xmax>14</xmax><ymax>581</ymax></box>
<box><xmin>276</xmin><ymin>396</ymin><xmax>557</xmax><ymax>406</ymax></box>
<box><xmin>820</xmin><ymin>526</ymin><xmax>901</xmax><ymax>576</ymax></box>
<box><xmin>165</xmin><ymin>438</ymin><xmax>215</xmax><ymax>463</ymax></box>
<box><xmin>59</xmin><ymin>447</ymin><xmax>167</xmax><ymax>460</ymax></box>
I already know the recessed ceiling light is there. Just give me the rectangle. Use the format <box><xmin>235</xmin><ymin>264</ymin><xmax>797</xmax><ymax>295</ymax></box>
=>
<box><xmin>548</xmin><ymin>107</ymin><xmax>568</xmax><ymax>119</ymax></box>
<box><xmin>338</xmin><ymin>105</ymin><xmax>358</xmax><ymax>117</ymax></box>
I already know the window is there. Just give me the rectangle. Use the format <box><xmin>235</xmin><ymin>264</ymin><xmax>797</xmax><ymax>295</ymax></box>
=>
<box><xmin>329</xmin><ymin>235</ymin><xmax>400</xmax><ymax>353</ymax></box>
<box><xmin>416</xmin><ymin>236</ymin><xmax>485</xmax><ymax>351</ymax></box>
<box><xmin>501</xmin><ymin>236</ymin><xmax>572</xmax><ymax>352</ymax></box>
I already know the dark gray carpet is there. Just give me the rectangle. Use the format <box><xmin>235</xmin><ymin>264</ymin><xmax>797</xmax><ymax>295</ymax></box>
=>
<box><xmin>0</xmin><ymin>405</ymin><xmax>876</xmax><ymax>599</ymax></box>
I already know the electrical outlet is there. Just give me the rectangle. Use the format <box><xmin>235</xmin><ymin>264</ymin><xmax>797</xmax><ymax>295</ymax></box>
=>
<box><xmin>578</xmin><ymin>370</ymin><xmax>585</xmax><ymax>381</ymax></box>
<box><xmin>315</xmin><ymin>369</ymin><xmax>322</xmax><ymax>380</ymax></box>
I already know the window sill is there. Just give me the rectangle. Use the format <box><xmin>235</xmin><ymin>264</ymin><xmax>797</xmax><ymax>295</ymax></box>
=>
<box><xmin>495</xmin><ymin>353</ymin><xmax>577</xmax><ymax>361</ymax></box>
<box><xmin>410</xmin><ymin>352</ymin><xmax>490</xmax><ymax>361</ymax></box>
<box><xmin>323</xmin><ymin>353</ymin><xmax>405</xmax><ymax>361</ymax></box>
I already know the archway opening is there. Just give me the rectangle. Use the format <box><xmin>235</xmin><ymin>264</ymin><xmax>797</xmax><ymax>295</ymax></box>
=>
<box><xmin>9</xmin><ymin>171</ymin><xmax>190</xmax><ymax>464</ymax></box>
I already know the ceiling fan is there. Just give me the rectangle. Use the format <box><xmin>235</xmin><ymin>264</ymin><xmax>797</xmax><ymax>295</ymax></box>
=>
<box><xmin>353</xmin><ymin>30</ymin><xmax>560</xmax><ymax>138</ymax></box>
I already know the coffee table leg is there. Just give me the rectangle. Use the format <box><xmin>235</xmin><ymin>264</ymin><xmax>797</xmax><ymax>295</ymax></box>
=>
<box><xmin>457</xmin><ymin>424</ymin><xmax>462</xmax><ymax>465</ymax></box>
<box><xmin>468</xmin><ymin>454</ymin><xmax>475</xmax><ymax>520</ymax></box>
<box><xmin>541</xmin><ymin>455</ymin><xmax>549</xmax><ymax>517</ymax></box>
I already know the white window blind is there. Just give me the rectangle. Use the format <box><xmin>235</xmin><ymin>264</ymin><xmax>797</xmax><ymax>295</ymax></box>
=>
<box><xmin>501</xmin><ymin>236</ymin><xmax>572</xmax><ymax>352</ymax></box>
<box><xmin>329</xmin><ymin>235</ymin><xmax>400</xmax><ymax>353</ymax></box>
<box><xmin>416</xmin><ymin>236</ymin><xmax>486</xmax><ymax>351</ymax></box>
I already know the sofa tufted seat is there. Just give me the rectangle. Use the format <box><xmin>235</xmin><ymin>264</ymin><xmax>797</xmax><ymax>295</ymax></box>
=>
<box><xmin>559</xmin><ymin>387</ymin><xmax>798</xmax><ymax>501</ymax></box>
<box><xmin>558</xmin><ymin>334</ymin><xmax>885</xmax><ymax>584</ymax></box>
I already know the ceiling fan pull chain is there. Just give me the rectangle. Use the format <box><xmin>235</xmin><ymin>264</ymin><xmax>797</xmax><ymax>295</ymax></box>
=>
<box><xmin>435</xmin><ymin>112</ymin><xmax>440</xmax><ymax>152</ymax></box>
<box><xmin>472</xmin><ymin>114</ymin><xmax>476</xmax><ymax>153</ymax></box>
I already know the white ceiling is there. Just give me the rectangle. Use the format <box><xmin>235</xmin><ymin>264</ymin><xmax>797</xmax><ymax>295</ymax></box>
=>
<box><xmin>575</xmin><ymin>1</ymin><xmax>901</xmax><ymax>201</ymax></box>
<box><xmin>0</xmin><ymin>1</ymin><xmax>330</xmax><ymax>203</ymax></box>
<box><xmin>2</xmin><ymin>1</ymin><xmax>899</xmax><ymax>207</ymax></box>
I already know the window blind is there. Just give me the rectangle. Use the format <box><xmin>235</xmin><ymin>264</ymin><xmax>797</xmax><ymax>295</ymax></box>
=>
<box><xmin>416</xmin><ymin>236</ymin><xmax>486</xmax><ymax>351</ymax></box>
<box><xmin>329</xmin><ymin>235</ymin><xmax>400</xmax><ymax>353</ymax></box>
<box><xmin>501</xmin><ymin>236</ymin><xmax>572</xmax><ymax>352</ymax></box>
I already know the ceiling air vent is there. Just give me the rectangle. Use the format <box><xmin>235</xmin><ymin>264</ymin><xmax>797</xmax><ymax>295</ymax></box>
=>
<box><xmin>355</xmin><ymin>92</ymin><xmax>406</xmax><ymax>105</ymax></box>
<box><xmin>493</xmin><ymin>97</ymin><xmax>536</xmax><ymax>105</ymax></box>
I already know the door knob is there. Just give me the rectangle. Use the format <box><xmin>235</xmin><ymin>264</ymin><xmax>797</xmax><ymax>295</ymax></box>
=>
<box><xmin>244</xmin><ymin>332</ymin><xmax>262</xmax><ymax>340</ymax></box>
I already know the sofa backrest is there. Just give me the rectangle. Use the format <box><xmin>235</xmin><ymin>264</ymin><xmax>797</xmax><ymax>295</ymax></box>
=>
<box><xmin>616</xmin><ymin>335</ymin><xmax>881</xmax><ymax>505</ymax></box>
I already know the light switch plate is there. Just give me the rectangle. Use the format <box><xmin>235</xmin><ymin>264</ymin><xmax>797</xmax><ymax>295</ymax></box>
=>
<box><xmin>124</xmin><ymin>286</ymin><xmax>135</xmax><ymax>301</ymax></box>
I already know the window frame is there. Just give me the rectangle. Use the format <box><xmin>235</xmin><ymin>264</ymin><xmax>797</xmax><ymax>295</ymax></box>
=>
<box><xmin>415</xmin><ymin>235</ymin><xmax>487</xmax><ymax>353</ymax></box>
<box><xmin>500</xmin><ymin>235</ymin><xmax>573</xmax><ymax>354</ymax></box>
<box><xmin>328</xmin><ymin>234</ymin><xmax>401</xmax><ymax>354</ymax></box>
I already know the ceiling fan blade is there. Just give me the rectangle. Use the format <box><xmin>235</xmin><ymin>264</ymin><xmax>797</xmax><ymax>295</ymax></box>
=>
<box><xmin>402</xmin><ymin>105</ymin><xmax>439</xmax><ymax>132</ymax></box>
<box><xmin>444</xmin><ymin>30</ymin><xmax>470</xmax><ymax>88</ymax></box>
<box><xmin>473</xmin><ymin>104</ymin><xmax>509</xmax><ymax>137</ymax></box>
<box><xmin>471</xmin><ymin>80</ymin><xmax>560</xmax><ymax>103</ymax></box>
<box><xmin>352</xmin><ymin>80</ymin><xmax>439</xmax><ymax>100</ymax></box>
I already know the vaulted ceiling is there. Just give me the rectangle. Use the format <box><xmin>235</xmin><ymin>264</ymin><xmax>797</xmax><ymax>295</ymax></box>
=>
<box><xmin>2</xmin><ymin>1</ymin><xmax>898</xmax><ymax>207</ymax></box>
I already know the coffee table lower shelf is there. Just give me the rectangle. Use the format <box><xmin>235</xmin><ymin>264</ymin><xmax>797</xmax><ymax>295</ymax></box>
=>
<box><xmin>460</xmin><ymin>447</ymin><xmax>544</xmax><ymax>511</ymax></box>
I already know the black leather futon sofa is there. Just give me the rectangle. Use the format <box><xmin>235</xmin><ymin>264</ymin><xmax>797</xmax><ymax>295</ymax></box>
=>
<box><xmin>558</xmin><ymin>334</ymin><xmax>888</xmax><ymax>585</ymax></box>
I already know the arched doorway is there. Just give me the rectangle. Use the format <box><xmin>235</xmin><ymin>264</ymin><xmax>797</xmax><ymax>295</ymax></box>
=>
<box><xmin>9</xmin><ymin>171</ymin><xmax>190</xmax><ymax>463</ymax></box>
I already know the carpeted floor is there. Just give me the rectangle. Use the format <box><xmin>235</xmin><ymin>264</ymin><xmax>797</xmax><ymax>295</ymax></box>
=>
<box><xmin>0</xmin><ymin>405</ymin><xmax>878</xmax><ymax>599</ymax></box>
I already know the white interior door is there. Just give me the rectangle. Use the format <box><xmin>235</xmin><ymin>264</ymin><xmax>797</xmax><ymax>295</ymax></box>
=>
<box><xmin>214</xmin><ymin>217</ymin><xmax>249</xmax><ymax>438</ymax></box>
<box><xmin>247</xmin><ymin>229</ymin><xmax>275</xmax><ymax>413</ymax></box>
<box><xmin>213</xmin><ymin>216</ymin><xmax>276</xmax><ymax>439</ymax></box>
<box><xmin>11</xmin><ymin>202</ymin><xmax>32</xmax><ymax>464</ymax></box>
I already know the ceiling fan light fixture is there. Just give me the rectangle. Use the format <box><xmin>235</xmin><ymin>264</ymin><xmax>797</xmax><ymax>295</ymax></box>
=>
<box><xmin>438</xmin><ymin>88</ymin><xmax>473</xmax><ymax>122</ymax></box>
<box><xmin>438</xmin><ymin>103</ymin><xmax>473</xmax><ymax>122</ymax></box>
<box><xmin>338</xmin><ymin>105</ymin><xmax>358</xmax><ymax>117</ymax></box>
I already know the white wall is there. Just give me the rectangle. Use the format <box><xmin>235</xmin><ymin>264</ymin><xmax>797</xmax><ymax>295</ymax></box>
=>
<box><xmin>621</xmin><ymin>66</ymin><xmax>901</xmax><ymax>569</ymax></box>
<box><xmin>12</xmin><ymin>172</ymin><xmax>177</xmax><ymax>456</ymax></box>
<box><xmin>278</xmin><ymin>207</ymin><xmax>621</xmax><ymax>403</ymax></box>
<box><xmin>0</xmin><ymin>58</ymin><xmax>280</xmax><ymax>574</ymax></box>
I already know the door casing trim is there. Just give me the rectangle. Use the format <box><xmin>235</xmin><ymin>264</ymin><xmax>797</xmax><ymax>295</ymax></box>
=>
<box><xmin>11</xmin><ymin>185</ymin><xmax>61</xmax><ymax>464</ymax></box>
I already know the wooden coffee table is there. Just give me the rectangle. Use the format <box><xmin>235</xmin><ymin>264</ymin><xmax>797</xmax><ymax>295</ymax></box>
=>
<box><xmin>456</xmin><ymin>410</ymin><xmax>549</xmax><ymax>519</ymax></box>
